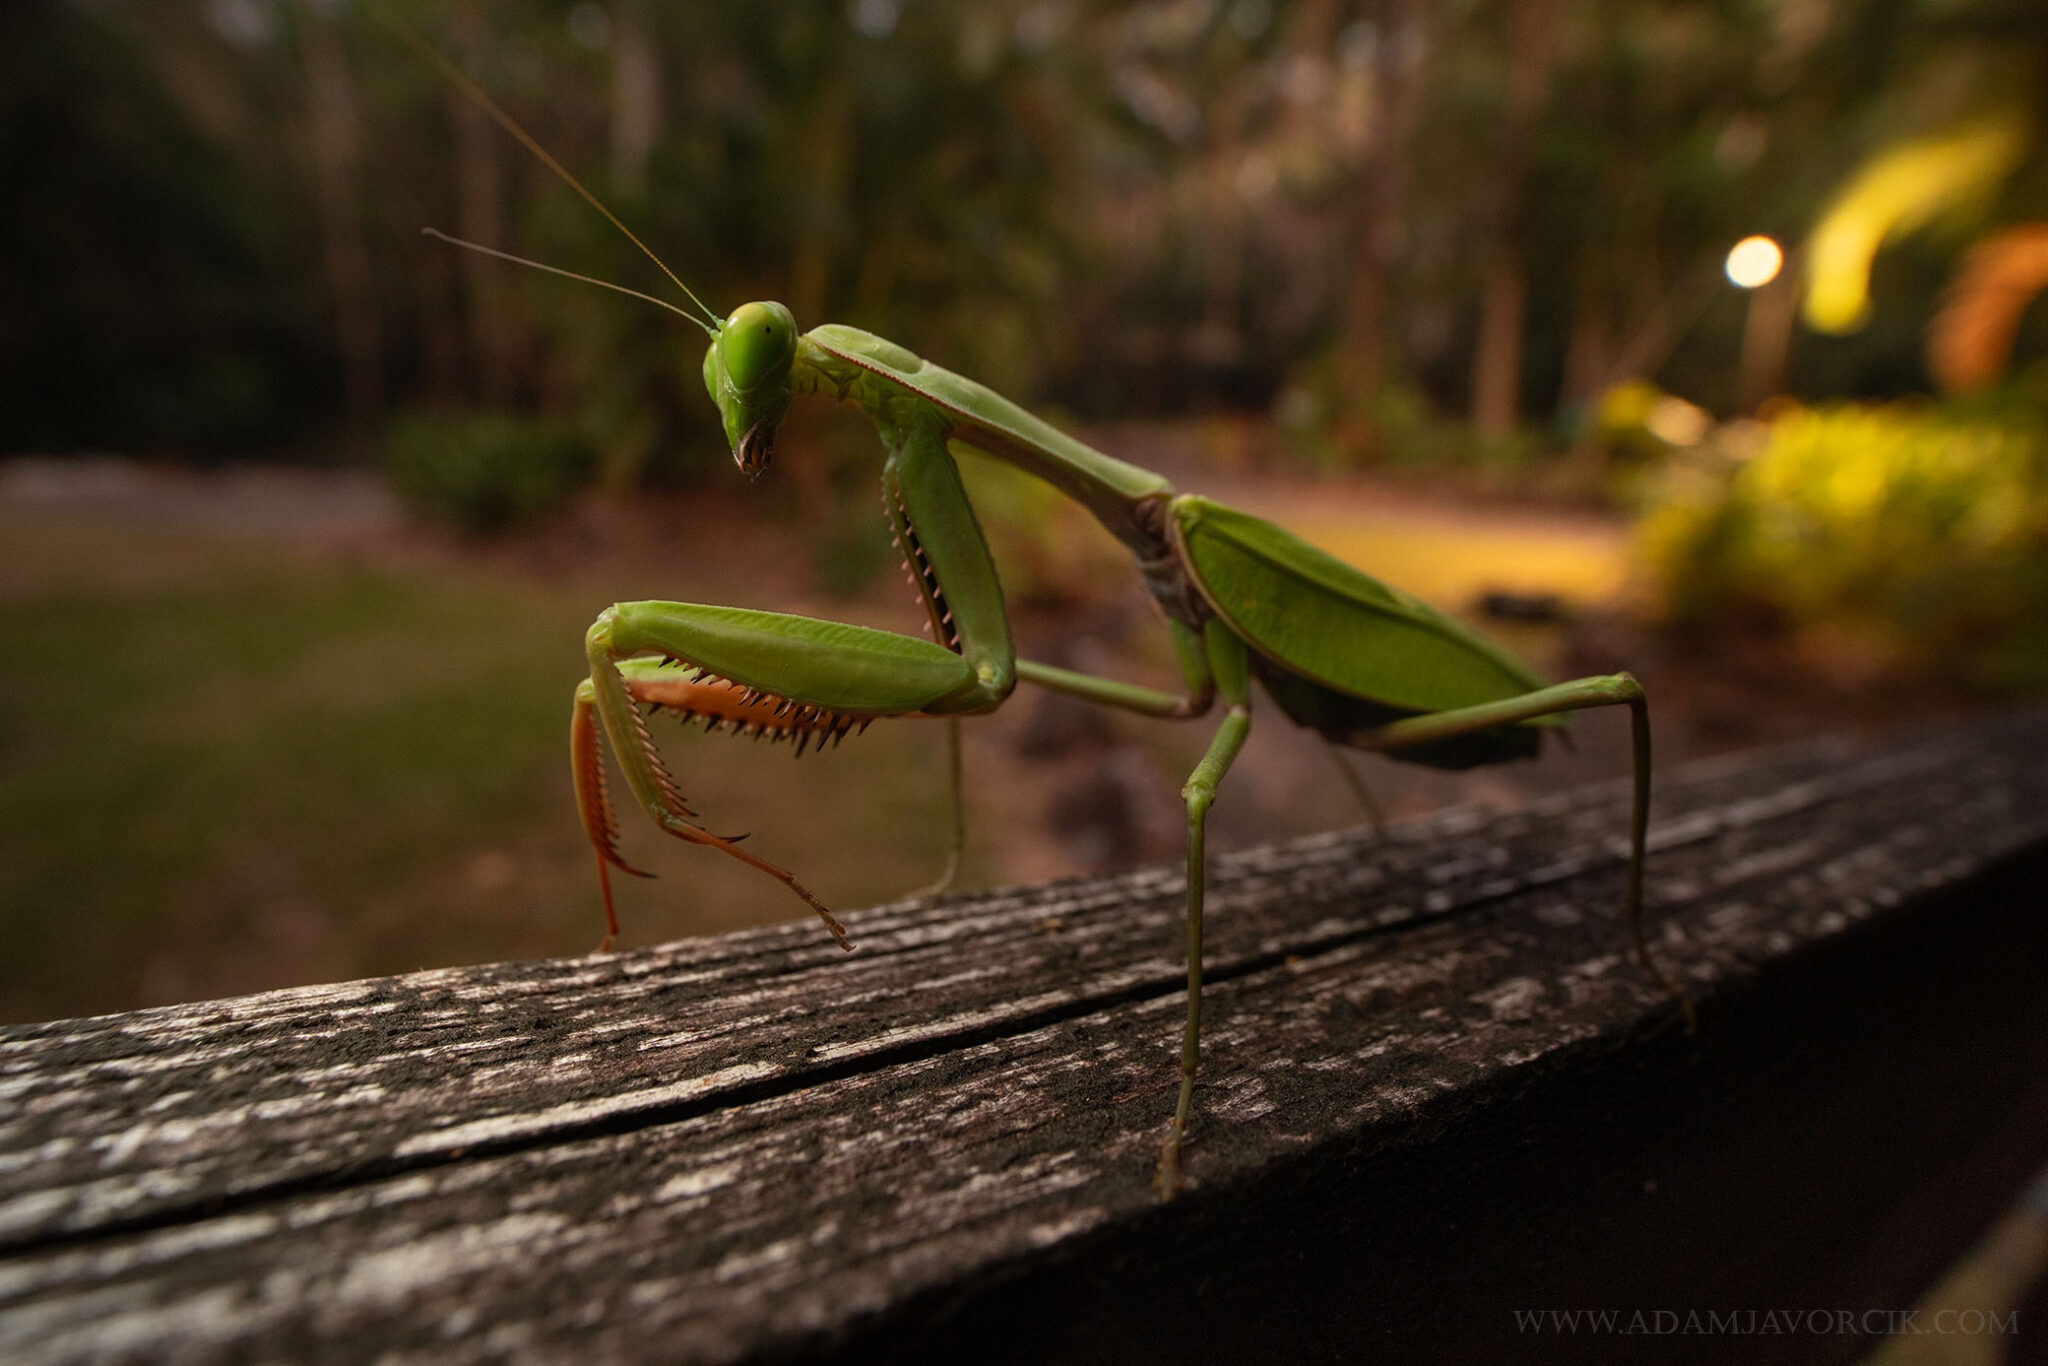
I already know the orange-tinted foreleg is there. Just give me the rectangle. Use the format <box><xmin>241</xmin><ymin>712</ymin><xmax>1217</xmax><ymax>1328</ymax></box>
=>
<box><xmin>571</xmin><ymin>670</ymin><xmax>866</xmax><ymax>952</ymax></box>
<box><xmin>571</xmin><ymin>681</ymin><xmax>656</xmax><ymax>950</ymax></box>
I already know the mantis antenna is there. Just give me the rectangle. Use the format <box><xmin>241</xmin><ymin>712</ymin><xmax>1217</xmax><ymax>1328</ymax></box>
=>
<box><xmin>421</xmin><ymin>228</ymin><xmax>712</xmax><ymax>328</ymax></box>
<box><xmin>378</xmin><ymin>8</ymin><xmax>724</xmax><ymax>335</ymax></box>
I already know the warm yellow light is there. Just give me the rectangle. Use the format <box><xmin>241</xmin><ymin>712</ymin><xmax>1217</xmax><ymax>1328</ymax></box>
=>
<box><xmin>1645</xmin><ymin>396</ymin><xmax>1711</xmax><ymax>447</ymax></box>
<box><xmin>1802</xmin><ymin>118</ymin><xmax>2024</xmax><ymax>333</ymax></box>
<box><xmin>1725</xmin><ymin>236</ymin><xmax>1784</xmax><ymax>289</ymax></box>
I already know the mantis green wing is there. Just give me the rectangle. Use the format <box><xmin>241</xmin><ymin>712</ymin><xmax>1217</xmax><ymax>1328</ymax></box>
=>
<box><xmin>1170</xmin><ymin>495</ymin><xmax>1560</xmax><ymax>768</ymax></box>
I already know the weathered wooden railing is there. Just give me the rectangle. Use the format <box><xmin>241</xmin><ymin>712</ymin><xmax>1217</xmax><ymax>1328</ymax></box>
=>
<box><xmin>3</xmin><ymin>711</ymin><xmax>2046</xmax><ymax>1365</ymax></box>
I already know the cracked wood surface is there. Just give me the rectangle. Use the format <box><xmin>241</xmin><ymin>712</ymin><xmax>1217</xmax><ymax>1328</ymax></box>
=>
<box><xmin>2</xmin><ymin>712</ymin><xmax>2046</xmax><ymax>1364</ymax></box>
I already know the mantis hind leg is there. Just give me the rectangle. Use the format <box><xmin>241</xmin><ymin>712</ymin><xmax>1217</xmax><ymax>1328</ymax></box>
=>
<box><xmin>1323</xmin><ymin>742</ymin><xmax>1386</xmax><ymax>836</ymax></box>
<box><xmin>1349</xmin><ymin>672</ymin><xmax>1695</xmax><ymax>1031</ymax></box>
<box><xmin>1156</xmin><ymin>622</ymin><xmax>1253</xmax><ymax>1199</ymax></box>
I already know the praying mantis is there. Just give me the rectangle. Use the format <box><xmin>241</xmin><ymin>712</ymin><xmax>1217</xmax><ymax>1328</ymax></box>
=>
<box><xmin>404</xmin><ymin>27</ymin><xmax>1691</xmax><ymax>1200</ymax></box>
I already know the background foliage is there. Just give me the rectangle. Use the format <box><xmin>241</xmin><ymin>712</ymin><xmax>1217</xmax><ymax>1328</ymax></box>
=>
<box><xmin>7</xmin><ymin>0</ymin><xmax>2044</xmax><ymax>466</ymax></box>
<box><xmin>1639</xmin><ymin>382</ymin><xmax>2048</xmax><ymax>688</ymax></box>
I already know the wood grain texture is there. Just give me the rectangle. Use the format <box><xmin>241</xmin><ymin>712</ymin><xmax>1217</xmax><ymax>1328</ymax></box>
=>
<box><xmin>2</xmin><ymin>712</ymin><xmax>2046</xmax><ymax>1364</ymax></box>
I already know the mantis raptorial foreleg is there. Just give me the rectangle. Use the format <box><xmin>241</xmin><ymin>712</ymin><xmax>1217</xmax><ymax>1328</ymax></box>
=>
<box><xmin>574</xmin><ymin>601</ymin><xmax>987</xmax><ymax>949</ymax></box>
<box><xmin>574</xmin><ymin>420</ymin><xmax>1017</xmax><ymax>948</ymax></box>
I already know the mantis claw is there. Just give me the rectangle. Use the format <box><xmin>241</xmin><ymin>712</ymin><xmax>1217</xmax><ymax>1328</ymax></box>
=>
<box><xmin>571</xmin><ymin>687</ymin><xmax>655</xmax><ymax>878</ymax></box>
<box><xmin>574</xmin><ymin>647</ymin><xmax>904</xmax><ymax>953</ymax></box>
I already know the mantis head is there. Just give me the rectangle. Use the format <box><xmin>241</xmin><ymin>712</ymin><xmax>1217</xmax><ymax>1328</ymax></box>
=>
<box><xmin>704</xmin><ymin>301</ymin><xmax>799</xmax><ymax>475</ymax></box>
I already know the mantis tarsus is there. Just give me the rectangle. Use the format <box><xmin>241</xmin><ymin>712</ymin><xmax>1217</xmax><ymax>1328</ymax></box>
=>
<box><xmin>408</xmin><ymin>28</ymin><xmax>1693</xmax><ymax>1200</ymax></box>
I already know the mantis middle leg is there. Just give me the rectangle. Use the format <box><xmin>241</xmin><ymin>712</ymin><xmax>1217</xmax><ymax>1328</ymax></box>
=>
<box><xmin>908</xmin><ymin>716</ymin><xmax>965</xmax><ymax>899</ymax></box>
<box><xmin>1154</xmin><ymin>621</ymin><xmax>1253</xmax><ymax>1198</ymax></box>
<box><xmin>1009</xmin><ymin>618</ymin><xmax>1247</xmax><ymax>1198</ymax></box>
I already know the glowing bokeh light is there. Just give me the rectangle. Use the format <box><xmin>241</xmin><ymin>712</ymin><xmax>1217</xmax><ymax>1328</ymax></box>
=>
<box><xmin>1801</xmin><ymin>119</ymin><xmax>2024</xmax><ymax>334</ymax></box>
<box><xmin>1645</xmin><ymin>396</ymin><xmax>1711</xmax><ymax>446</ymax></box>
<box><xmin>1725</xmin><ymin>236</ymin><xmax>1784</xmax><ymax>289</ymax></box>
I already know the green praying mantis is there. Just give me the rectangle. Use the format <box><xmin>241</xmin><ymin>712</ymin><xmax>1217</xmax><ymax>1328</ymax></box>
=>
<box><xmin>406</xmin><ymin>28</ymin><xmax>1691</xmax><ymax>1199</ymax></box>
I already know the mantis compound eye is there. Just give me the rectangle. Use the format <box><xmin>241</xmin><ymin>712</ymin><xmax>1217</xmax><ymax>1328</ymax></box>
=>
<box><xmin>720</xmin><ymin>301</ymin><xmax>797</xmax><ymax>394</ymax></box>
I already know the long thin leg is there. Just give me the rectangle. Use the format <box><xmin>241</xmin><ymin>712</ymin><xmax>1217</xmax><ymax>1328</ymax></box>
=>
<box><xmin>1349</xmin><ymin>672</ymin><xmax>1694</xmax><ymax>1030</ymax></box>
<box><xmin>903</xmin><ymin>622</ymin><xmax>1219</xmax><ymax>903</ymax></box>
<box><xmin>1155</xmin><ymin>621</ymin><xmax>1253</xmax><ymax>1199</ymax></box>
<box><xmin>1014</xmin><ymin>617</ymin><xmax>1218</xmax><ymax>719</ymax></box>
<box><xmin>908</xmin><ymin>716</ymin><xmax>966</xmax><ymax>898</ymax></box>
<box><xmin>1323</xmin><ymin>742</ymin><xmax>1386</xmax><ymax>836</ymax></box>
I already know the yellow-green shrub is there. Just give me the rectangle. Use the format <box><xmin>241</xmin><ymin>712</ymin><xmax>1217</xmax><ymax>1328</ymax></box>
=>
<box><xmin>1637</xmin><ymin>401</ymin><xmax>2048</xmax><ymax>688</ymax></box>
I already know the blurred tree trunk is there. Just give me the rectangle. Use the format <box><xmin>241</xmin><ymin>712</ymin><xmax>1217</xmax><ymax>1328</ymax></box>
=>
<box><xmin>609</xmin><ymin>0</ymin><xmax>662</xmax><ymax>201</ymax></box>
<box><xmin>789</xmin><ymin>71</ymin><xmax>851</xmax><ymax>333</ymax></box>
<box><xmin>1560</xmin><ymin>173</ymin><xmax>1695</xmax><ymax>415</ymax></box>
<box><xmin>1737</xmin><ymin>267</ymin><xmax>1796</xmax><ymax>412</ymax></box>
<box><xmin>783</xmin><ymin>70</ymin><xmax>854</xmax><ymax>549</ymax></box>
<box><xmin>296</xmin><ymin>1</ymin><xmax>383</xmax><ymax>427</ymax></box>
<box><xmin>1338</xmin><ymin>0</ymin><xmax>1424</xmax><ymax>407</ymax></box>
<box><xmin>443</xmin><ymin>0</ymin><xmax>521</xmax><ymax>405</ymax></box>
<box><xmin>1200</xmin><ymin>80</ymin><xmax>1248</xmax><ymax>355</ymax></box>
<box><xmin>1470</xmin><ymin>250</ymin><xmax>1528</xmax><ymax>434</ymax></box>
<box><xmin>1468</xmin><ymin>0</ymin><xmax>1558</xmax><ymax>438</ymax></box>
<box><xmin>407</xmin><ymin>232</ymin><xmax>469</xmax><ymax>409</ymax></box>
<box><xmin>1559</xmin><ymin>278</ymin><xmax>1613</xmax><ymax>412</ymax></box>
<box><xmin>1594</xmin><ymin>241</ymin><xmax>1721</xmax><ymax>403</ymax></box>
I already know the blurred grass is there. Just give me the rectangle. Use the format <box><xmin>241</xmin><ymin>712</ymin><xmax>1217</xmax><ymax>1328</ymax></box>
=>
<box><xmin>0</xmin><ymin>513</ymin><xmax>955</xmax><ymax>1024</ymax></box>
